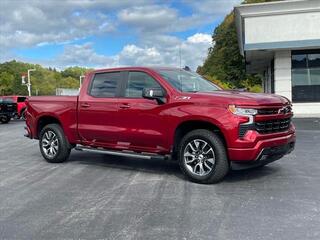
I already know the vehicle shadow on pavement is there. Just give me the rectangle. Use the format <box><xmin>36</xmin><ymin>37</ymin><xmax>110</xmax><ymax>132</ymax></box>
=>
<box><xmin>68</xmin><ymin>151</ymin><xmax>184</xmax><ymax>178</ymax></box>
<box><xmin>68</xmin><ymin>151</ymin><xmax>279</xmax><ymax>183</ymax></box>
<box><xmin>225</xmin><ymin>166</ymin><xmax>280</xmax><ymax>183</ymax></box>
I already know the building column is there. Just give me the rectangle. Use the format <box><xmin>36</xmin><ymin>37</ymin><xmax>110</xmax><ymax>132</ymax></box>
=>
<box><xmin>263</xmin><ymin>64</ymin><xmax>272</xmax><ymax>94</ymax></box>
<box><xmin>274</xmin><ymin>50</ymin><xmax>292</xmax><ymax>100</ymax></box>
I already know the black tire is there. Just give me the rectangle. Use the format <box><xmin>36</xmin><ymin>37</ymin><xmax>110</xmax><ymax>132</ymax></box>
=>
<box><xmin>178</xmin><ymin>129</ymin><xmax>229</xmax><ymax>184</ymax></box>
<box><xmin>0</xmin><ymin>116</ymin><xmax>10</xmax><ymax>124</ymax></box>
<box><xmin>39</xmin><ymin>123</ymin><xmax>71</xmax><ymax>163</ymax></box>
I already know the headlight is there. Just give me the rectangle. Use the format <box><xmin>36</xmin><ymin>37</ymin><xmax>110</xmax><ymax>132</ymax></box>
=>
<box><xmin>228</xmin><ymin>105</ymin><xmax>257</xmax><ymax>116</ymax></box>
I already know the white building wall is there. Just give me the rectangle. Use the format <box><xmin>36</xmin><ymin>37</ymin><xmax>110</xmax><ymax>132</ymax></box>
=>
<box><xmin>274</xmin><ymin>50</ymin><xmax>292</xmax><ymax>100</ymax></box>
<box><xmin>245</xmin><ymin>11</ymin><xmax>320</xmax><ymax>44</ymax></box>
<box><xmin>293</xmin><ymin>103</ymin><xmax>320</xmax><ymax>117</ymax></box>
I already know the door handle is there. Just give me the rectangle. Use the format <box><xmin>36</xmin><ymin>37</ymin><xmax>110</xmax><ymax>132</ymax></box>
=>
<box><xmin>81</xmin><ymin>103</ymin><xmax>90</xmax><ymax>108</ymax></box>
<box><xmin>119</xmin><ymin>104</ymin><xmax>131</xmax><ymax>109</ymax></box>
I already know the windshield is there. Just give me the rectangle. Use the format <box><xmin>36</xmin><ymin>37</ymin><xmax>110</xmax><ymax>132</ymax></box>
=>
<box><xmin>158</xmin><ymin>69</ymin><xmax>220</xmax><ymax>93</ymax></box>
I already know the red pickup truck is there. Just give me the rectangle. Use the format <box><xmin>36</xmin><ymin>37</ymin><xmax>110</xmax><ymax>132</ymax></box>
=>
<box><xmin>25</xmin><ymin>67</ymin><xmax>295</xmax><ymax>183</ymax></box>
<box><xmin>1</xmin><ymin>96</ymin><xmax>27</xmax><ymax>119</ymax></box>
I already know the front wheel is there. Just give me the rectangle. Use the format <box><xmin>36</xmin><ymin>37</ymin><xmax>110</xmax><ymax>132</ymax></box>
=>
<box><xmin>178</xmin><ymin>129</ymin><xmax>229</xmax><ymax>184</ymax></box>
<box><xmin>39</xmin><ymin>124</ymin><xmax>71</xmax><ymax>163</ymax></box>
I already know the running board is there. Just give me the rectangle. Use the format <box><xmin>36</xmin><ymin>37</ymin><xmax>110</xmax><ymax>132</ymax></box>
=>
<box><xmin>75</xmin><ymin>146</ymin><xmax>169</xmax><ymax>160</ymax></box>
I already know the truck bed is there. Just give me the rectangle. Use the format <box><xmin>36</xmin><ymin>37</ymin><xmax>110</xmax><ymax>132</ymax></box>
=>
<box><xmin>27</xmin><ymin>96</ymin><xmax>79</xmax><ymax>142</ymax></box>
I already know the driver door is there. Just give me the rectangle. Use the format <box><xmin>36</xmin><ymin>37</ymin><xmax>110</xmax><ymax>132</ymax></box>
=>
<box><xmin>116</xmin><ymin>71</ymin><xmax>168</xmax><ymax>152</ymax></box>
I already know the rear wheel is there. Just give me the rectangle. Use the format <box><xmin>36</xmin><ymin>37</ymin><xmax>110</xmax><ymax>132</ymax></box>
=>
<box><xmin>39</xmin><ymin>124</ymin><xmax>71</xmax><ymax>163</ymax></box>
<box><xmin>0</xmin><ymin>116</ymin><xmax>10</xmax><ymax>124</ymax></box>
<box><xmin>178</xmin><ymin>129</ymin><xmax>229</xmax><ymax>184</ymax></box>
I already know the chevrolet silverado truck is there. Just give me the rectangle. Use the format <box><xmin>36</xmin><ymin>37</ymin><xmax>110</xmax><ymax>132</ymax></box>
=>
<box><xmin>25</xmin><ymin>67</ymin><xmax>295</xmax><ymax>183</ymax></box>
<box><xmin>0</xmin><ymin>97</ymin><xmax>17</xmax><ymax>124</ymax></box>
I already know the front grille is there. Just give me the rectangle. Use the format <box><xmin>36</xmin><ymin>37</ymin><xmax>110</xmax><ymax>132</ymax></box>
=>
<box><xmin>257</xmin><ymin>108</ymin><xmax>279</xmax><ymax>115</ymax></box>
<box><xmin>239</xmin><ymin>118</ymin><xmax>291</xmax><ymax>137</ymax></box>
<box><xmin>255</xmin><ymin>118</ymin><xmax>291</xmax><ymax>134</ymax></box>
<box><xmin>257</xmin><ymin>106</ymin><xmax>292</xmax><ymax>115</ymax></box>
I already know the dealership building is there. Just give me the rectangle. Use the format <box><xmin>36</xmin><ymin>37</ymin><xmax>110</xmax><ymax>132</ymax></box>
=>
<box><xmin>235</xmin><ymin>0</ymin><xmax>320</xmax><ymax>116</ymax></box>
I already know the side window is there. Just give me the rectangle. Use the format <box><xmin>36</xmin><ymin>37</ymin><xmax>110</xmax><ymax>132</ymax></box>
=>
<box><xmin>17</xmin><ymin>97</ymin><xmax>26</xmax><ymax>102</ymax></box>
<box><xmin>125</xmin><ymin>71</ymin><xmax>162</xmax><ymax>98</ymax></box>
<box><xmin>90</xmin><ymin>72</ymin><xmax>121</xmax><ymax>97</ymax></box>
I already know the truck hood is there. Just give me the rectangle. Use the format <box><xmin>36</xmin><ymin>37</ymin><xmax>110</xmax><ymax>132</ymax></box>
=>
<box><xmin>183</xmin><ymin>90</ymin><xmax>290</xmax><ymax>106</ymax></box>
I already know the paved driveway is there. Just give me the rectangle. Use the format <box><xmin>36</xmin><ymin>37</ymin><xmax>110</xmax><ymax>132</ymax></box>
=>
<box><xmin>0</xmin><ymin>120</ymin><xmax>319</xmax><ymax>240</ymax></box>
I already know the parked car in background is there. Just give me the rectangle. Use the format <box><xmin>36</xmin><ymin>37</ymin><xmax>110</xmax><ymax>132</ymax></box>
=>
<box><xmin>0</xmin><ymin>97</ymin><xmax>17</xmax><ymax>124</ymax></box>
<box><xmin>1</xmin><ymin>96</ymin><xmax>27</xmax><ymax>119</ymax></box>
<box><xmin>25</xmin><ymin>67</ymin><xmax>296</xmax><ymax>183</ymax></box>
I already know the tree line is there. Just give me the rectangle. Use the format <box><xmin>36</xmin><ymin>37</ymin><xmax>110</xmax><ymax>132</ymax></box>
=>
<box><xmin>0</xmin><ymin>60</ymin><xmax>91</xmax><ymax>96</ymax></box>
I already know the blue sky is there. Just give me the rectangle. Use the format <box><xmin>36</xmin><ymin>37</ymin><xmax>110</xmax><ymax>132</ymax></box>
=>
<box><xmin>0</xmin><ymin>0</ymin><xmax>241</xmax><ymax>70</ymax></box>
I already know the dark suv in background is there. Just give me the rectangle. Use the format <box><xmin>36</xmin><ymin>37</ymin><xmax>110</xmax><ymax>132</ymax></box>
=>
<box><xmin>0</xmin><ymin>97</ymin><xmax>17</xmax><ymax>124</ymax></box>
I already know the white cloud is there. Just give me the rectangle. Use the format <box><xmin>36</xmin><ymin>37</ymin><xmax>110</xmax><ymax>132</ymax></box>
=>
<box><xmin>0</xmin><ymin>0</ymin><xmax>151</xmax><ymax>49</ymax></box>
<box><xmin>187</xmin><ymin>33</ymin><xmax>212</xmax><ymax>44</ymax></box>
<box><xmin>118</xmin><ymin>5</ymin><xmax>178</xmax><ymax>32</ymax></box>
<box><xmin>54</xmin><ymin>43</ymin><xmax>114</xmax><ymax>68</ymax></box>
<box><xmin>52</xmin><ymin>33</ymin><xmax>212</xmax><ymax>70</ymax></box>
<box><xmin>117</xmin><ymin>33</ymin><xmax>212</xmax><ymax>70</ymax></box>
<box><xmin>0</xmin><ymin>0</ymin><xmax>241</xmax><ymax>69</ymax></box>
<box><xmin>117</xmin><ymin>1</ymin><xmax>241</xmax><ymax>34</ymax></box>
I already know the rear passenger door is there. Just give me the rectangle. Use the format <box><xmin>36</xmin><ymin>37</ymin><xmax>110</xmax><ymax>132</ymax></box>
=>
<box><xmin>116</xmin><ymin>71</ymin><xmax>168</xmax><ymax>152</ymax></box>
<box><xmin>77</xmin><ymin>71</ymin><xmax>124</xmax><ymax>146</ymax></box>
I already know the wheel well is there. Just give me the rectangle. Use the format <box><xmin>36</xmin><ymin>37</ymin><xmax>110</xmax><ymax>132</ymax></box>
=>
<box><xmin>172</xmin><ymin>120</ymin><xmax>227</xmax><ymax>159</ymax></box>
<box><xmin>37</xmin><ymin>116</ymin><xmax>61</xmax><ymax>138</ymax></box>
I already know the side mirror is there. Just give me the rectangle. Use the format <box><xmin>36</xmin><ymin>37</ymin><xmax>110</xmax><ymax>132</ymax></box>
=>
<box><xmin>142</xmin><ymin>88</ymin><xmax>166</xmax><ymax>104</ymax></box>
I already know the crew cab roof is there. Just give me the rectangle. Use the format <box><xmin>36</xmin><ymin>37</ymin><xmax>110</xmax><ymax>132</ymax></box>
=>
<box><xmin>89</xmin><ymin>66</ymin><xmax>181</xmax><ymax>75</ymax></box>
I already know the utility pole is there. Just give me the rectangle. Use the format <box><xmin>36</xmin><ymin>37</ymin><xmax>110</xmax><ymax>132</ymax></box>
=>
<box><xmin>179</xmin><ymin>44</ymin><xmax>182</xmax><ymax>69</ymax></box>
<box><xmin>79</xmin><ymin>75</ymin><xmax>85</xmax><ymax>89</ymax></box>
<box><xmin>27</xmin><ymin>69</ymin><xmax>36</xmax><ymax>96</ymax></box>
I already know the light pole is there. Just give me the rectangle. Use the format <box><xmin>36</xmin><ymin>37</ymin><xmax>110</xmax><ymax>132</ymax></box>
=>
<box><xmin>27</xmin><ymin>69</ymin><xmax>36</xmax><ymax>96</ymax></box>
<box><xmin>79</xmin><ymin>75</ymin><xmax>85</xmax><ymax>89</ymax></box>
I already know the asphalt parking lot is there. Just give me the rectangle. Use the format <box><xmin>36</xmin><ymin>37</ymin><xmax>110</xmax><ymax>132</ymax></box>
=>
<box><xmin>0</xmin><ymin>120</ymin><xmax>320</xmax><ymax>240</ymax></box>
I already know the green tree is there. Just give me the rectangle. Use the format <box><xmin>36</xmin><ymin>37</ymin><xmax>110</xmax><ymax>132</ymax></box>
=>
<box><xmin>0</xmin><ymin>61</ymin><xmax>92</xmax><ymax>96</ymax></box>
<box><xmin>0</xmin><ymin>72</ymin><xmax>14</xmax><ymax>95</ymax></box>
<box><xmin>198</xmin><ymin>12</ymin><xmax>246</xmax><ymax>88</ymax></box>
<box><xmin>198</xmin><ymin>0</ymin><xmax>282</xmax><ymax>91</ymax></box>
<box><xmin>61</xmin><ymin>66</ymin><xmax>91</xmax><ymax>79</ymax></box>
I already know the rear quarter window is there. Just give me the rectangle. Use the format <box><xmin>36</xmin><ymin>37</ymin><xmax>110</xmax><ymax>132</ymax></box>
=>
<box><xmin>17</xmin><ymin>97</ymin><xmax>26</xmax><ymax>102</ymax></box>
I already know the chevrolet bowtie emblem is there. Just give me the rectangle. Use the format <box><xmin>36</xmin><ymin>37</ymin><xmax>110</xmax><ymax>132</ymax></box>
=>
<box><xmin>278</xmin><ymin>106</ymin><xmax>291</xmax><ymax>114</ymax></box>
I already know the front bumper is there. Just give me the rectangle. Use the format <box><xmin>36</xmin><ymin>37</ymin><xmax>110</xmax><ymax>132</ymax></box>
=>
<box><xmin>230</xmin><ymin>141</ymin><xmax>295</xmax><ymax>170</ymax></box>
<box><xmin>0</xmin><ymin>111</ymin><xmax>16</xmax><ymax>118</ymax></box>
<box><xmin>228</xmin><ymin>128</ymin><xmax>296</xmax><ymax>161</ymax></box>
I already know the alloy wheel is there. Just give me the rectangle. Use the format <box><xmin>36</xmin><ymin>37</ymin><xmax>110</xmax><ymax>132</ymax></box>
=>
<box><xmin>183</xmin><ymin>139</ymin><xmax>216</xmax><ymax>176</ymax></box>
<box><xmin>41</xmin><ymin>130</ymin><xmax>59</xmax><ymax>158</ymax></box>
